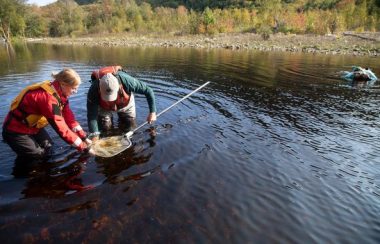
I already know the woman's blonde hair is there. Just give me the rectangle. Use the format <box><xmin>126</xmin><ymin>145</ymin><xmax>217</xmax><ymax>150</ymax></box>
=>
<box><xmin>52</xmin><ymin>68</ymin><xmax>81</xmax><ymax>86</ymax></box>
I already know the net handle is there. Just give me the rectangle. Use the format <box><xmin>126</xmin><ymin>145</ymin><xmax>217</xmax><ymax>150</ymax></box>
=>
<box><xmin>125</xmin><ymin>81</ymin><xmax>210</xmax><ymax>138</ymax></box>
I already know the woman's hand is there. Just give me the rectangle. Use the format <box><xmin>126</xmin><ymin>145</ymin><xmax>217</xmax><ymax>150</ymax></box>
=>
<box><xmin>85</xmin><ymin>138</ymin><xmax>93</xmax><ymax>146</ymax></box>
<box><xmin>87</xmin><ymin>148</ymin><xmax>96</xmax><ymax>156</ymax></box>
<box><xmin>79</xmin><ymin>141</ymin><xmax>96</xmax><ymax>156</ymax></box>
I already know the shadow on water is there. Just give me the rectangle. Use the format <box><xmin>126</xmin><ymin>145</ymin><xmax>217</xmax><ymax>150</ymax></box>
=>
<box><xmin>347</xmin><ymin>80</ymin><xmax>377</xmax><ymax>89</ymax></box>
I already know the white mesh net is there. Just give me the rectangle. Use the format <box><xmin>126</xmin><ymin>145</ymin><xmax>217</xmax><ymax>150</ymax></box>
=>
<box><xmin>91</xmin><ymin>135</ymin><xmax>132</xmax><ymax>158</ymax></box>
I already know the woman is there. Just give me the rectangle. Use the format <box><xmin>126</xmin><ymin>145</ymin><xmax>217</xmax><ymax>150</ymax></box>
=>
<box><xmin>2</xmin><ymin>68</ymin><xmax>94</xmax><ymax>162</ymax></box>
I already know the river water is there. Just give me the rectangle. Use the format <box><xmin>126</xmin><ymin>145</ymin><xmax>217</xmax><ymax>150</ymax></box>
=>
<box><xmin>0</xmin><ymin>43</ymin><xmax>379</xmax><ymax>243</ymax></box>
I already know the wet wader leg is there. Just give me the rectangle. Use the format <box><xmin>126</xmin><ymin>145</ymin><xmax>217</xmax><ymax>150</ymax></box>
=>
<box><xmin>34</xmin><ymin>128</ymin><xmax>53</xmax><ymax>156</ymax></box>
<box><xmin>118</xmin><ymin>112</ymin><xmax>137</xmax><ymax>132</ymax></box>
<box><xmin>117</xmin><ymin>93</ymin><xmax>136</xmax><ymax>132</ymax></box>
<box><xmin>2</xmin><ymin>129</ymin><xmax>50</xmax><ymax>160</ymax></box>
<box><xmin>98</xmin><ymin>108</ymin><xmax>114</xmax><ymax>133</ymax></box>
<box><xmin>12</xmin><ymin>156</ymin><xmax>41</xmax><ymax>178</ymax></box>
<box><xmin>98</xmin><ymin>115</ymin><xmax>113</xmax><ymax>131</ymax></box>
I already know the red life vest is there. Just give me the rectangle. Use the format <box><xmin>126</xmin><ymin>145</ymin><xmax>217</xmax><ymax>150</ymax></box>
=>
<box><xmin>92</xmin><ymin>66</ymin><xmax>131</xmax><ymax>111</ymax></box>
<box><xmin>91</xmin><ymin>65</ymin><xmax>122</xmax><ymax>81</ymax></box>
<box><xmin>9</xmin><ymin>81</ymin><xmax>63</xmax><ymax>128</ymax></box>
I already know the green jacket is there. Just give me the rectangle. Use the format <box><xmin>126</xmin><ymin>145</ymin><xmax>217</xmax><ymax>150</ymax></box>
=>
<box><xmin>87</xmin><ymin>70</ymin><xmax>156</xmax><ymax>134</ymax></box>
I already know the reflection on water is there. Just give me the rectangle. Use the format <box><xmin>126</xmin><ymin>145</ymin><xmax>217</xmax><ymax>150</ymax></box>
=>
<box><xmin>0</xmin><ymin>43</ymin><xmax>379</xmax><ymax>243</ymax></box>
<box><xmin>20</xmin><ymin>157</ymin><xmax>92</xmax><ymax>198</ymax></box>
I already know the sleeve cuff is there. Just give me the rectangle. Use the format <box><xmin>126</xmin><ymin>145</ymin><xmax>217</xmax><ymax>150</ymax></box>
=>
<box><xmin>72</xmin><ymin>125</ymin><xmax>83</xmax><ymax>132</ymax></box>
<box><xmin>88</xmin><ymin>132</ymin><xmax>100</xmax><ymax>139</ymax></box>
<box><xmin>72</xmin><ymin>137</ymin><xmax>83</xmax><ymax>148</ymax></box>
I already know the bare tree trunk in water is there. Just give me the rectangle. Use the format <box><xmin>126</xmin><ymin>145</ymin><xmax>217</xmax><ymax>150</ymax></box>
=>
<box><xmin>0</xmin><ymin>27</ymin><xmax>6</xmax><ymax>41</ymax></box>
<box><xmin>0</xmin><ymin>24</ymin><xmax>11</xmax><ymax>42</ymax></box>
<box><xmin>5</xmin><ymin>42</ymin><xmax>16</xmax><ymax>73</ymax></box>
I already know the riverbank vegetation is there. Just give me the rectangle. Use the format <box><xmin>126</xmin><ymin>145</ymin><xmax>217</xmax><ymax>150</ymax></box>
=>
<box><xmin>0</xmin><ymin>0</ymin><xmax>379</xmax><ymax>42</ymax></box>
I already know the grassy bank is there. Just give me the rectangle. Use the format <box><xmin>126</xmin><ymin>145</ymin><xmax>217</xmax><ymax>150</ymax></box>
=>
<box><xmin>26</xmin><ymin>33</ymin><xmax>380</xmax><ymax>57</ymax></box>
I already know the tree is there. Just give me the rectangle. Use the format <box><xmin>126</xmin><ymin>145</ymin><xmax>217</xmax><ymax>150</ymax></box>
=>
<box><xmin>202</xmin><ymin>7</ymin><xmax>215</xmax><ymax>33</ymax></box>
<box><xmin>25</xmin><ymin>14</ymin><xmax>46</xmax><ymax>37</ymax></box>
<box><xmin>0</xmin><ymin>0</ymin><xmax>26</xmax><ymax>41</ymax></box>
<box><xmin>256</xmin><ymin>0</ymin><xmax>282</xmax><ymax>31</ymax></box>
<box><xmin>48</xmin><ymin>0</ymin><xmax>84</xmax><ymax>36</ymax></box>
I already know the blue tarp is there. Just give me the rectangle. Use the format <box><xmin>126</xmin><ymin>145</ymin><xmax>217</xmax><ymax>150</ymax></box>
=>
<box><xmin>342</xmin><ymin>66</ymin><xmax>378</xmax><ymax>82</ymax></box>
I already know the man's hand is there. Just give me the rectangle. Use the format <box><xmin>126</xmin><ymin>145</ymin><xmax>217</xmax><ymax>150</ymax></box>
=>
<box><xmin>147</xmin><ymin>112</ymin><xmax>157</xmax><ymax>124</ymax></box>
<box><xmin>91</xmin><ymin>136</ymin><xmax>99</xmax><ymax>143</ymax></box>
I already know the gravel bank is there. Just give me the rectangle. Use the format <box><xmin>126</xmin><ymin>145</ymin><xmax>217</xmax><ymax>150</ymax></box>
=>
<box><xmin>27</xmin><ymin>33</ymin><xmax>380</xmax><ymax>56</ymax></box>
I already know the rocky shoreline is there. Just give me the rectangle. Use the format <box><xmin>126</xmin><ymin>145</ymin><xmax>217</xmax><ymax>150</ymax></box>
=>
<box><xmin>27</xmin><ymin>32</ymin><xmax>380</xmax><ymax>56</ymax></box>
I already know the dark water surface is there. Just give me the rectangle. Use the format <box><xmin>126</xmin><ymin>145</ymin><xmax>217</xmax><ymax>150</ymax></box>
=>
<box><xmin>0</xmin><ymin>43</ymin><xmax>379</xmax><ymax>243</ymax></box>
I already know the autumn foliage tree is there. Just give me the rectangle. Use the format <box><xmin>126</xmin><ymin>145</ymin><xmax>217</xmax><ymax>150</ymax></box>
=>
<box><xmin>1</xmin><ymin>0</ymin><xmax>379</xmax><ymax>39</ymax></box>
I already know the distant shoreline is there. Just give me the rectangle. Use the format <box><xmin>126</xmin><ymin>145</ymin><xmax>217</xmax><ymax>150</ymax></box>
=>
<box><xmin>26</xmin><ymin>33</ymin><xmax>380</xmax><ymax>57</ymax></box>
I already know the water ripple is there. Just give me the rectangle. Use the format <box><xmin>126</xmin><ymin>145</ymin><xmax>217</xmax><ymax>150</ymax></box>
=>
<box><xmin>0</xmin><ymin>45</ymin><xmax>379</xmax><ymax>243</ymax></box>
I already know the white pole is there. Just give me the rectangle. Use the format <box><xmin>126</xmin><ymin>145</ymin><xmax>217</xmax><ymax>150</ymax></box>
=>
<box><xmin>125</xmin><ymin>81</ymin><xmax>210</xmax><ymax>137</ymax></box>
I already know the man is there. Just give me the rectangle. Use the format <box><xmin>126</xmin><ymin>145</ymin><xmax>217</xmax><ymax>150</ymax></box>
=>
<box><xmin>87</xmin><ymin>66</ymin><xmax>157</xmax><ymax>140</ymax></box>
